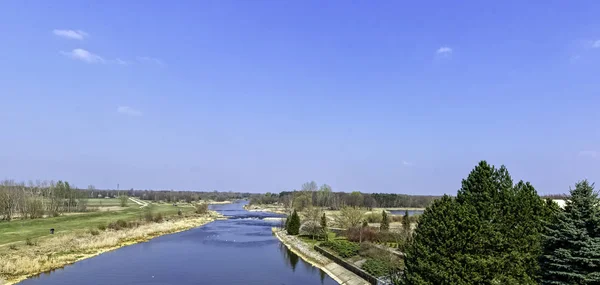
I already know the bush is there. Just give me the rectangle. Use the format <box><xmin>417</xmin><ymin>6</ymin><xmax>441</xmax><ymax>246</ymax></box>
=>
<box><xmin>89</xmin><ymin>229</ymin><xmax>100</xmax><ymax>236</ymax></box>
<box><xmin>9</xmin><ymin>244</ymin><xmax>17</xmax><ymax>250</ymax></box>
<box><xmin>365</xmin><ymin>212</ymin><xmax>383</xmax><ymax>223</ymax></box>
<box><xmin>362</xmin><ymin>258</ymin><xmax>389</xmax><ymax>277</ymax></box>
<box><xmin>195</xmin><ymin>203</ymin><xmax>209</xmax><ymax>214</ymax></box>
<box><xmin>321</xmin><ymin>240</ymin><xmax>360</xmax><ymax>258</ymax></box>
<box><xmin>359</xmin><ymin>242</ymin><xmax>387</xmax><ymax>259</ymax></box>
<box><xmin>346</xmin><ymin>227</ymin><xmax>379</xmax><ymax>242</ymax></box>
<box><xmin>153</xmin><ymin>212</ymin><xmax>163</xmax><ymax>223</ymax></box>
<box><xmin>25</xmin><ymin>238</ymin><xmax>36</xmax><ymax>246</ymax></box>
<box><xmin>144</xmin><ymin>210</ymin><xmax>154</xmax><ymax>222</ymax></box>
<box><xmin>108</xmin><ymin>219</ymin><xmax>129</xmax><ymax>230</ymax></box>
<box><xmin>178</xmin><ymin>209</ymin><xmax>183</xmax><ymax>216</ymax></box>
<box><xmin>98</xmin><ymin>224</ymin><xmax>107</xmax><ymax>231</ymax></box>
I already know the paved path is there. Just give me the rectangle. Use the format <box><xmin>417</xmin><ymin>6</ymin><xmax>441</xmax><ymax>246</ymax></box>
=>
<box><xmin>128</xmin><ymin>197</ymin><xmax>148</xmax><ymax>208</ymax></box>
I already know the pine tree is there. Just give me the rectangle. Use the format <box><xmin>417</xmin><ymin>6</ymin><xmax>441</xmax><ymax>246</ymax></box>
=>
<box><xmin>540</xmin><ymin>180</ymin><xmax>600</xmax><ymax>284</ymax></box>
<box><xmin>380</xmin><ymin>210</ymin><xmax>390</xmax><ymax>231</ymax></box>
<box><xmin>402</xmin><ymin>210</ymin><xmax>410</xmax><ymax>234</ymax></box>
<box><xmin>287</xmin><ymin>209</ymin><xmax>301</xmax><ymax>235</ymax></box>
<box><xmin>404</xmin><ymin>161</ymin><xmax>546</xmax><ymax>284</ymax></box>
<box><xmin>321</xmin><ymin>213</ymin><xmax>328</xmax><ymax>240</ymax></box>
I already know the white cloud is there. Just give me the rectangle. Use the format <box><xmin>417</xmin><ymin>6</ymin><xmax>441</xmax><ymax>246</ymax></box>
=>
<box><xmin>111</xmin><ymin>58</ymin><xmax>131</xmax><ymax>65</ymax></box>
<box><xmin>117</xmin><ymin>106</ymin><xmax>142</xmax><ymax>117</ymax></box>
<box><xmin>402</xmin><ymin>160</ymin><xmax>412</xmax><ymax>166</ymax></box>
<box><xmin>61</xmin><ymin>48</ymin><xmax>105</xmax><ymax>64</ymax></box>
<box><xmin>53</xmin><ymin>29</ymin><xmax>89</xmax><ymax>40</ymax></box>
<box><xmin>136</xmin><ymin>56</ymin><xmax>164</xmax><ymax>65</ymax></box>
<box><xmin>436</xmin><ymin>46</ymin><xmax>453</xmax><ymax>55</ymax></box>
<box><xmin>578</xmin><ymin>150</ymin><xmax>598</xmax><ymax>158</ymax></box>
<box><xmin>593</xmin><ymin>40</ymin><xmax>600</xmax><ymax>48</ymax></box>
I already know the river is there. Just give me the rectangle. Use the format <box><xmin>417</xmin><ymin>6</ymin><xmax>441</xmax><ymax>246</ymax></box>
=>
<box><xmin>18</xmin><ymin>201</ymin><xmax>337</xmax><ymax>285</ymax></box>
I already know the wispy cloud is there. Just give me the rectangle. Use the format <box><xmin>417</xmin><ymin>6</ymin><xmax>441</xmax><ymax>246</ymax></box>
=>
<box><xmin>402</xmin><ymin>160</ymin><xmax>412</xmax><ymax>166</ymax></box>
<box><xmin>136</xmin><ymin>56</ymin><xmax>164</xmax><ymax>66</ymax></box>
<box><xmin>436</xmin><ymin>46</ymin><xmax>453</xmax><ymax>55</ymax></box>
<box><xmin>593</xmin><ymin>40</ymin><xmax>600</xmax><ymax>48</ymax></box>
<box><xmin>117</xmin><ymin>106</ymin><xmax>142</xmax><ymax>117</ymax></box>
<box><xmin>112</xmin><ymin>58</ymin><xmax>132</xmax><ymax>65</ymax></box>
<box><xmin>61</xmin><ymin>48</ymin><xmax>104</xmax><ymax>64</ymax></box>
<box><xmin>53</xmin><ymin>29</ymin><xmax>89</xmax><ymax>40</ymax></box>
<box><xmin>578</xmin><ymin>150</ymin><xmax>598</xmax><ymax>158</ymax></box>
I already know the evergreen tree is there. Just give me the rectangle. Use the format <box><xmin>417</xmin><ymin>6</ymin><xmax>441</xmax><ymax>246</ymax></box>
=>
<box><xmin>540</xmin><ymin>180</ymin><xmax>600</xmax><ymax>284</ymax></box>
<box><xmin>404</xmin><ymin>161</ymin><xmax>547</xmax><ymax>284</ymax></box>
<box><xmin>320</xmin><ymin>213</ymin><xmax>328</xmax><ymax>240</ymax></box>
<box><xmin>402</xmin><ymin>210</ymin><xmax>410</xmax><ymax>234</ymax></box>
<box><xmin>381</xmin><ymin>210</ymin><xmax>390</xmax><ymax>231</ymax></box>
<box><xmin>285</xmin><ymin>215</ymin><xmax>291</xmax><ymax>232</ymax></box>
<box><xmin>287</xmin><ymin>209</ymin><xmax>301</xmax><ymax>235</ymax></box>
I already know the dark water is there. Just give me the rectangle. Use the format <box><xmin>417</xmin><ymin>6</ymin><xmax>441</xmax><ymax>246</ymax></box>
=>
<box><xmin>19</xmin><ymin>201</ymin><xmax>337</xmax><ymax>285</ymax></box>
<box><xmin>388</xmin><ymin>210</ymin><xmax>423</xmax><ymax>216</ymax></box>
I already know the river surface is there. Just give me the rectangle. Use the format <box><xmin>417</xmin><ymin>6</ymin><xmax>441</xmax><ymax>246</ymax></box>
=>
<box><xmin>19</xmin><ymin>201</ymin><xmax>337</xmax><ymax>285</ymax></box>
<box><xmin>388</xmin><ymin>210</ymin><xmax>423</xmax><ymax>216</ymax></box>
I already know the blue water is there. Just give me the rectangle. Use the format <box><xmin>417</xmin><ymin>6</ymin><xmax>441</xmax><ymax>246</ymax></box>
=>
<box><xmin>388</xmin><ymin>210</ymin><xmax>423</xmax><ymax>216</ymax></box>
<box><xmin>18</xmin><ymin>201</ymin><xmax>336</xmax><ymax>285</ymax></box>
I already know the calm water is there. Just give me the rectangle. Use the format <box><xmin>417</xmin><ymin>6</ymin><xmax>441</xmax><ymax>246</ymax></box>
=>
<box><xmin>19</xmin><ymin>201</ymin><xmax>337</xmax><ymax>285</ymax></box>
<box><xmin>388</xmin><ymin>210</ymin><xmax>423</xmax><ymax>216</ymax></box>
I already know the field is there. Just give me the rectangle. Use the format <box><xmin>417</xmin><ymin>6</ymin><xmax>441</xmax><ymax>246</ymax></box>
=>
<box><xmin>0</xmin><ymin>201</ymin><xmax>196</xmax><ymax>247</ymax></box>
<box><xmin>86</xmin><ymin>198</ymin><xmax>136</xmax><ymax>207</ymax></box>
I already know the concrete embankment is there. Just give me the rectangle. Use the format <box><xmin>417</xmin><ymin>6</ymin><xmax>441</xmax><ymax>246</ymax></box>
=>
<box><xmin>272</xmin><ymin>228</ymin><xmax>370</xmax><ymax>285</ymax></box>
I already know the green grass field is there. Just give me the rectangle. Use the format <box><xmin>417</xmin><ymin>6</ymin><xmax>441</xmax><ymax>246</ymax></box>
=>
<box><xmin>0</xmin><ymin>203</ymin><xmax>196</xmax><ymax>246</ymax></box>
<box><xmin>87</xmin><ymin>198</ymin><xmax>136</xmax><ymax>207</ymax></box>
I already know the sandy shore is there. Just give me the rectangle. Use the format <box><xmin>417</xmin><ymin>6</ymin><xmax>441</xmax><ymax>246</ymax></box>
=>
<box><xmin>0</xmin><ymin>213</ymin><xmax>223</xmax><ymax>285</ymax></box>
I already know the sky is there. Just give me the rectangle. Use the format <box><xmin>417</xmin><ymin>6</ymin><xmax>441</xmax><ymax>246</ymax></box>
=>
<box><xmin>1</xmin><ymin>1</ymin><xmax>599</xmax><ymax>195</ymax></box>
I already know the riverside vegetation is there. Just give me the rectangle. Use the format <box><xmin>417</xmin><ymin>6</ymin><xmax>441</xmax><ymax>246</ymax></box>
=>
<box><xmin>272</xmin><ymin>161</ymin><xmax>599</xmax><ymax>285</ymax></box>
<box><xmin>0</xmin><ymin>179</ymin><xmax>229</xmax><ymax>285</ymax></box>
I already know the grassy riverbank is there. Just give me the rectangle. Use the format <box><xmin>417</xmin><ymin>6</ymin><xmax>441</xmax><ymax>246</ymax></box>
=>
<box><xmin>0</xmin><ymin>200</ymin><xmax>223</xmax><ymax>285</ymax></box>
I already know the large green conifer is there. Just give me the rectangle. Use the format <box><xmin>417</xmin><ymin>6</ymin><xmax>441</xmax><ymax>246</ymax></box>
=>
<box><xmin>540</xmin><ymin>180</ymin><xmax>600</xmax><ymax>284</ymax></box>
<box><xmin>404</xmin><ymin>161</ymin><xmax>547</xmax><ymax>284</ymax></box>
<box><xmin>287</xmin><ymin>209</ymin><xmax>301</xmax><ymax>235</ymax></box>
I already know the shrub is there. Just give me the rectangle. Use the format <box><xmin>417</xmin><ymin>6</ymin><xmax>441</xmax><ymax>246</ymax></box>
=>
<box><xmin>380</xmin><ymin>210</ymin><xmax>390</xmax><ymax>231</ymax></box>
<box><xmin>300</xmin><ymin>221</ymin><xmax>322</xmax><ymax>239</ymax></box>
<box><xmin>9</xmin><ymin>244</ymin><xmax>17</xmax><ymax>250</ymax></box>
<box><xmin>346</xmin><ymin>226</ymin><xmax>378</xmax><ymax>242</ymax></box>
<box><xmin>321</xmin><ymin>240</ymin><xmax>360</xmax><ymax>258</ymax></box>
<box><xmin>25</xmin><ymin>238</ymin><xmax>36</xmax><ymax>246</ymax></box>
<box><xmin>153</xmin><ymin>212</ymin><xmax>163</xmax><ymax>223</ymax></box>
<box><xmin>89</xmin><ymin>229</ymin><xmax>100</xmax><ymax>236</ymax></box>
<box><xmin>178</xmin><ymin>209</ymin><xmax>183</xmax><ymax>216</ymax></box>
<box><xmin>108</xmin><ymin>219</ymin><xmax>129</xmax><ymax>230</ymax></box>
<box><xmin>365</xmin><ymin>212</ymin><xmax>383</xmax><ymax>223</ymax></box>
<box><xmin>144</xmin><ymin>210</ymin><xmax>154</xmax><ymax>222</ymax></box>
<box><xmin>98</xmin><ymin>224</ymin><xmax>107</xmax><ymax>231</ymax></box>
<box><xmin>195</xmin><ymin>203</ymin><xmax>209</xmax><ymax>214</ymax></box>
<box><xmin>51</xmin><ymin>211</ymin><xmax>60</xmax><ymax>217</ymax></box>
<box><xmin>362</xmin><ymin>258</ymin><xmax>389</xmax><ymax>277</ymax></box>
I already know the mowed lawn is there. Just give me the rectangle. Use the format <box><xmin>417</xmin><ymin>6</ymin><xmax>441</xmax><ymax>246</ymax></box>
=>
<box><xmin>0</xmin><ymin>203</ymin><xmax>196</xmax><ymax>246</ymax></box>
<box><xmin>87</xmin><ymin>198</ymin><xmax>136</xmax><ymax>207</ymax></box>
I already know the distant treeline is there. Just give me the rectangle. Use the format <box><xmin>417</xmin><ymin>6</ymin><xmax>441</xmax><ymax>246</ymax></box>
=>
<box><xmin>249</xmin><ymin>181</ymin><xmax>440</xmax><ymax>210</ymax></box>
<box><xmin>0</xmin><ymin>179</ymin><xmax>252</xmax><ymax>221</ymax></box>
<box><xmin>0</xmin><ymin>180</ymin><xmax>88</xmax><ymax>220</ymax></box>
<box><xmin>86</xmin><ymin>189</ymin><xmax>252</xmax><ymax>203</ymax></box>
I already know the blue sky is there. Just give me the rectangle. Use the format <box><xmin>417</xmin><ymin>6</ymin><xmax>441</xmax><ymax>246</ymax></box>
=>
<box><xmin>1</xmin><ymin>1</ymin><xmax>599</xmax><ymax>194</ymax></box>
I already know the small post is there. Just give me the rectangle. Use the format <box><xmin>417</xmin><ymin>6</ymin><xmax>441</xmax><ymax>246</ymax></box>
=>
<box><xmin>50</xmin><ymin>228</ymin><xmax>55</xmax><ymax>234</ymax></box>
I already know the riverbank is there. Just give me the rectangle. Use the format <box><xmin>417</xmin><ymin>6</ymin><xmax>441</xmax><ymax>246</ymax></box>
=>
<box><xmin>0</xmin><ymin>212</ymin><xmax>223</xmax><ymax>285</ymax></box>
<box><xmin>273</xmin><ymin>228</ymin><xmax>370</xmax><ymax>285</ymax></box>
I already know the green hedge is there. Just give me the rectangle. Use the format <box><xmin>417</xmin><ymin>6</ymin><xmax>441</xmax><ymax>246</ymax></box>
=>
<box><xmin>321</xmin><ymin>240</ymin><xmax>360</xmax><ymax>258</ymax></box>
<box><xmin>361</xmin><ymin>258</ymin><xmax>389</xmax><ymax>277</ymax></box>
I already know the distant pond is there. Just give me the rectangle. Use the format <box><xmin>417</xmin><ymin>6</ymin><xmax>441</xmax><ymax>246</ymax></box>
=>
<box><xmin>387</xmin><ymin>210</ymin><xmax>423</xmax><ymax>216</ymax></box>
<box><xmin>18</xmin><ymin>201</ymin><xmax>336</xmax><ymax>285</ymax></box>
